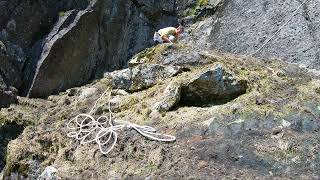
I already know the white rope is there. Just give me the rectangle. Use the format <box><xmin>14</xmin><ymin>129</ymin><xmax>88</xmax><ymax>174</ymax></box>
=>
<box><xmin>251</xmin><ymin>0</ymin><xmax>309</xmax><ymax>56</ymax></box>
<box><xmin>67</xmin><ymin>90</ymin><xmax>176</xmax><ymax>155</ymax></box>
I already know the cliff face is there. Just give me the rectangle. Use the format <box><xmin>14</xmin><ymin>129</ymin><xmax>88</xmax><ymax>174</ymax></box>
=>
<box><xmin>209</xmin><ymin>0</ymin><xmax>320</xmax><ymax>69</ymax></box>
<box><xmin>1</xmin><ymin>41</ymin><xmax>320</xmax><ymax>179</ymax></box>
<box><xmin>0</xmin><ymin>0</ymin><xmax>320</xmax><ymax>179</ymax></box>
<box><xmin>1</xmin><ymin>0</ymin><xmax>320</xmax><ymax>104</ymax></box>
<box><xmin>0</xmin><ymin>0</ymin><xmax>179</xmax><ymax>103</ymax></box>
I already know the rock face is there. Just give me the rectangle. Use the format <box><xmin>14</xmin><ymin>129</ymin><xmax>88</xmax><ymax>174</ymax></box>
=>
<box><xmin>209</xmin><ymin>0</ymin><xmax>320</xmax><ymax>69</ymax></box>
<box><xmin>24</xmin><ymin>0</ymin><xmax>179</xmax><ymax>98</ymax></box>
<box><xmin>1</xmin><ymin>0</ymin><xmax>320</xmax><ymax>101</ymax></box>
<box><xmin>25</xmin><ymin>0</ymin><xmax>103</xmax><ymax>98</ymax></box>
<box><xmin>1</xmin><ymin>0</ymin><xmax>179</xmax><ymax>99</ymax></box>
<box><xmin>1</xmin><ymin>1</ymin><xmax>320</xmax><ymax>179</ymax></box>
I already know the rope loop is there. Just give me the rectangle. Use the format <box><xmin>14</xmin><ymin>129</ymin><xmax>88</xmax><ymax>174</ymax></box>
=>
<box><xmin>67</xmin><ymin>90</ymin><xmax>176</xmax><ymax>154</ymax></box>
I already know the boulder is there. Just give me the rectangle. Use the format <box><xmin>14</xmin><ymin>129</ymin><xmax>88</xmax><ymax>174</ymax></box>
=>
<box><xmin>153</xmin><ymin>81</ymin><xmax>181</xmax><ymax>112</ymax></box>
<box><xmin>180</xmin><ymin>64</ymin><xmax>247</xmax><ymax>106</ymax></box>
<box><xmin>107</xmin><ymin>64</ymin><xmax>182</xmax><ymax>92</ymax></box>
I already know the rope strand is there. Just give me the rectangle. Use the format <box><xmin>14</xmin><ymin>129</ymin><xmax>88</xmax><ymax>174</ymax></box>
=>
<box><xmin>67</xmin><ymin>91</ymin><xmax>176</xmax><ymax>155</ymax></box>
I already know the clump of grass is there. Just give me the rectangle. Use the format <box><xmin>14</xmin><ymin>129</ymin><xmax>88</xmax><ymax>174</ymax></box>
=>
<box><xmin>184</xmin><ymin>0</ymin><xmax>209</xmax><ymax>16</ymax></box>
<box><xmin>58</xmin><ymin>11</ymin><xmax>65</xmax><ymax>17</ymax></box>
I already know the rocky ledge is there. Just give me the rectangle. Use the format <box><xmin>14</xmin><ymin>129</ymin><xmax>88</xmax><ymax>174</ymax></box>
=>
<box><xmin>0</xmin><ymin>42</ymin><xmax>319</xmax><ymax>179</ymax></box>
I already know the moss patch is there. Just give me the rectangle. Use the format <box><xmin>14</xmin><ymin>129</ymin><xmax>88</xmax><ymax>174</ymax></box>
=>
<box><xmin>183</xmin><ymin>0</ymin><xmax>209</xmax><ymax>16</ymax></box>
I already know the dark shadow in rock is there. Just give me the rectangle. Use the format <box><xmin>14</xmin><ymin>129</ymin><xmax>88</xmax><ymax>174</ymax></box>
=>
<box><xmin>179</xmin><ymin>64</ymin><xmax>248</xmax><ymax>107</ymax></box>
<box><xmin>0</xmin><ymin>122</ymin><xmax>25</xmax><ymax>171</ymax></box>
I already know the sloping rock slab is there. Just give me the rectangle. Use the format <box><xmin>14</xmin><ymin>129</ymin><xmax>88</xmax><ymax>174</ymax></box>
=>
<box><xmin>26</xmin><ymin>0</ymin><xmax>103</xmax><ymax>98</ymax></box>
<box><xmin>209</xmin><ymin>0</ymin><xmax>320</xmax><ymax>69</ymax></box>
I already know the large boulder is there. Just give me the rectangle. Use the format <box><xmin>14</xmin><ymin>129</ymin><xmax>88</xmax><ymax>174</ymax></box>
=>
<box><xmin>107</xmin><ymin>64</ymin><xmax>182</xmax><ymax>92</ymax></box>
<box><xmin>180</xmin><ymin>64</ymin><xmax>248</xmax><ymax>106</ymax></box>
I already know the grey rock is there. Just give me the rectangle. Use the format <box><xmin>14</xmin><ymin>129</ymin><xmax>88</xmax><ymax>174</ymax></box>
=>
<box><xmin>0</xmin><ymin>40</ymin><xmax>25</xmax><ymax>88</ymax></box>
<box><xmin>0</xmin><ymin>76</ymin><xmax>17</xmax><ymax>108</ymax></box>
<box><xmin>26</xmin><ymin>1</ymin><xmax>102</xmax><ymax>98</ymax></box>
<box><xmin>111</xmin><ymin>89</ymin><xmax>129</xmax><ymax>96</ymax></box>
<box><xmin>0</xmin><ymin>0</ymin><xmax>180</xmax><ymax>98</ymax></box>
<box><xmin>163</xmin><ymin>51</ymin><xmax>205</xmax><ymax>65</ymax></box>
<box><xmin>153</xmin><ymin>81</ymin><xmax>181</xmax><ymax>112</ymax></box>
<box><xmin>38</xmin><ymin>166</ymin><xmax>58</xmax><ymax>180</ymax></box>
<box><xmin>0</xmin><ymin>0</ymin><xmax>90</xmax><ymax>98</ymax></box>
<box><xmin>79</xmin><ymin>88</ymin><xmax>98</xmax><ymax>100</ymax></box>
<box><xmin>24</xmin><ymin>0</ymin><xmax>179</xmax><ymax>98</ymax></box>
<box><xmin>209</xmin><ymin>0</ymin><xmax>320</xmax><ymax>70</ymax></box>
<box><xmin>180</xmin><ymin>64</ymin><xmax>248</xmax><ymax>106</ymax></box>
<box><xmin>205</xmin><ymin>117</ymin><xmax>224</xmax><ymax>136</ymax></box>
<box><xmin>108</xmin><ymin>64</ymin><xmax>182</xmax><ymax>92</ymax></box>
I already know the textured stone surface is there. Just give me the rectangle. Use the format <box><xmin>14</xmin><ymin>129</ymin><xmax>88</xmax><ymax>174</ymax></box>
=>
<box><xmin>0</xmin><ymin>0</ymin><xmax>180</xmax><ymax>100</ymax></box>
<box><xmin>25</xmin><ymin>0</ymin><xmax>102</xmax><ymax>98</ymax></box>
<box><xmin>107</xmin><ymin>64</ymin><xmax>182</xmax><ymax>92</ymax></box>
<box><xmin>1</xmin><ymin>51</ymin><xmax>320</xmax><ymax>179</ymax></box>
<box><xmin>181</xmin><ymin>64</ymin><xmax>248</xmax><ymax>106</ymax></box>
<box><xmin>209</xmin><ymin>0</ymin><xmax>320</xmax><ymax>69</ymax></box>
<box><xmin>24</xmin><ymin>0</ymin><xmax>179</xmax><ymax>98</ymax></box>
<box><xmin>153</xmin><ymin>81</ymin><xmax>181</xmax><ymax>112</ymax></box>
<box><xmin>1</xmin><ymin>1</ymin><xmax>320</xmax><ymax>179</ymax></box>
<box><xmin>0</xmin><ymin>76</ymin><xmax>17</xmax><ymax>108</ymax></box>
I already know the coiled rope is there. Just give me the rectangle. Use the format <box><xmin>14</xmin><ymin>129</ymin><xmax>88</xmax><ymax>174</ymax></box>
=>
<box><xmin>67</xmin><ymin>90</ymin><xmax>176</xmax><ymax>155</ymax></box>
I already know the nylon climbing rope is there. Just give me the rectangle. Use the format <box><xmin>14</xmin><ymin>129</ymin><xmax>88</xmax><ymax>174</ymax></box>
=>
<box><xmin>251</xmin><ymin>0</ymin><xmax>309</xmax><ymax>56</ymax></box>
<box><xmin>67</xmin><ymin>91</ymin><xmax>176</xmax><ymax>155</ymax></box>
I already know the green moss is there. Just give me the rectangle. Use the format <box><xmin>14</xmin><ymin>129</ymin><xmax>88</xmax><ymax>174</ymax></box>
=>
<box><xmin>199</xmin><ymin>0</ymin><xmax>209</xmax><ymax>6</ymax></box>
<box><xmin>58</xmin><ymin>11</ymin><xmax>65</xmax><ymax>17</ymax></box>
<box><xmin>120</xmin><ymin>96</ymin><xmax>140</xmax><ymax>111</ymax></box>
<box><xmin>0</xmin><ymin>113</ymin><xmax>6</xmax><ymax>124</ymax></box>
<box><xmin>129</xmin><ymin>44</ymin><xmax>169</xmax><ymax>65</ymax></box>
<box><xmin>184</xmin><ymin>0</ymin><xmax>209</xmax><ymax>16</ymax></box>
